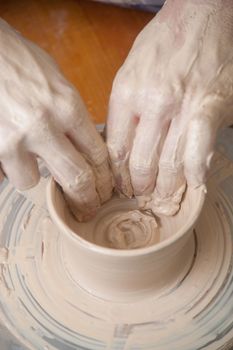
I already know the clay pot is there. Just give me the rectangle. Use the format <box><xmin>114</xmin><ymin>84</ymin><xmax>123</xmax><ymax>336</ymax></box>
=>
<box><xmin>47</xmin><ymin>179</ymin><xmax>205</xmax><ymax>301</ymax></box>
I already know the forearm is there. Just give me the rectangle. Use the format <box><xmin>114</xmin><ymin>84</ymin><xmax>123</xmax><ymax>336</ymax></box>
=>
<box><xmin>159</xmin><ymin>0</ymin><xmax>233</xmax><ymax>20</ymax></box>
<box><xmin>163</xmin><ymin>0</ymin><xmax>233</xmax><ymax>7</ymax></box>
<box><xmin>156</xmin><ymin>0</ymin><xmax>233</xmax><ymax>41</ymax></box>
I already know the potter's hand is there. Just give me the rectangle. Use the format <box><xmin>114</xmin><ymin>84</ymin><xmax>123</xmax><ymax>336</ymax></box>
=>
<box><xmin>107</xmin><ymin>0</ymin><xmax>233</xmax><ymax>215</ymax></box>
<box><xmin>0</xmin><ymin>19</ymin><xmax>112</xmax><ymax>220</ymax></box>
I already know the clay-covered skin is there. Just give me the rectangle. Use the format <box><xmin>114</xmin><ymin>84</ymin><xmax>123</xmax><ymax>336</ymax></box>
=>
<box><xmin>0</xmin><ymin>19</ymin><xmax>113</xmax><ymax>221</ymax></box>
<box><xmin>107</xmin><ymin>0</ymin><xmax>233</xmax><ymax>216</ymax></box>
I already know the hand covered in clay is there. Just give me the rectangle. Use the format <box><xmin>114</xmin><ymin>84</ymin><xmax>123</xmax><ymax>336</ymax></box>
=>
<box><xmin>0</xmin><ymin>19</ymin><xmax>112</xmax><ymax>220</ymax></box>
<box><xmin>107</xmin><ymin>0</ymin><xmax>233</xmax><ymax>215</ymax></box>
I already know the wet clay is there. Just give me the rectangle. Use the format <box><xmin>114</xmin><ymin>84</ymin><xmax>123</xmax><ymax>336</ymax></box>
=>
<box><xmin>101</xmin><ymin>210</ymin><xmax>159</xmax><ymax>249</ymax></box>
<box><xmin>0</xmin><ymin>137</ymin><xmax>232</xmax><ymax>350</ymax></box>
<box><xmin>60</xmin><ymin>184</ymin><xmax>205</xmax><ymax>251</ymax></box>
<box><xmin>46</xmin><ymin>171</ymin><xmax>205</xmax><ymax>301</ymax></box>
<box><xmin>65</xmin><ymin>195</ymin><xmax>159</xmax><ymax>249</ymax></box>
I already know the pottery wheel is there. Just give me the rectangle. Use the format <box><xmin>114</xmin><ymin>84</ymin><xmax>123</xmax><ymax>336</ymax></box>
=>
<box><xmin>1</xmin><ymin>129</ymin><xmax>233</xmax><ymax>349</ymax></box>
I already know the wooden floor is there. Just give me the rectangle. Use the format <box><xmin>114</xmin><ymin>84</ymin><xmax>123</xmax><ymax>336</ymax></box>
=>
<box><xmin>0</xmin><ymin>0</ymin><xmax>154</xmax><ymax>123</ymax></box>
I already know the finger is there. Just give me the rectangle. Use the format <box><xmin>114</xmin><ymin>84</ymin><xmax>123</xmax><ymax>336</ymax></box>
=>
<box><xmin>1</xmin><ymin>150</ymin><xmax>40</xmax><ymax>190</ymax></box>
<box><xmin>36</xmin><ymin>132</ymin><xmax>100</xmax><ymax>221</ymax></box>
<box><xmin>151</xmin><ymin>116</ymin><xmax>187</xmax><ymax>216</ymax></box>
<box><xmin>66</xmin><ymin>105</ymin><xmax>113</xmax><ymax>204</ymax></box>
<box><xmin>129</xmin><ymin>114</ymin><xmax>170</xmax><ymax>196</ymax></box>
<box><xmin>184</xmin><ymin>117</ymin><xmax>217</xmax><ymax>188</ymax></box>
<box><xmin>107</xmin><ymin>100</ymin><xmax>138</xmax><ymax>198</ymax></box>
